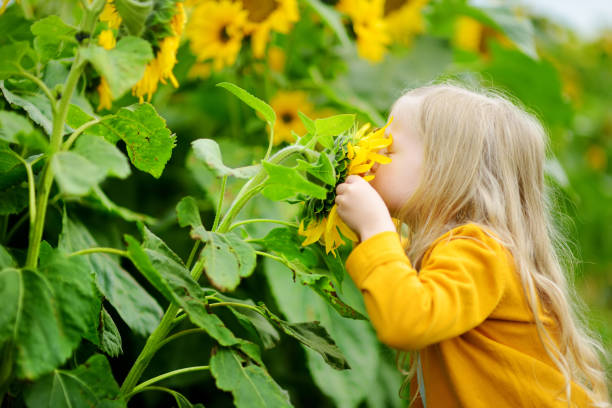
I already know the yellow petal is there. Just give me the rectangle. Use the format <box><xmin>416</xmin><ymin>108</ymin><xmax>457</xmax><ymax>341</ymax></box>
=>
<box><xmin>350</xmin><ymin>162</ymin><xmax>375</xmax><ymax>174</ymax></box>
<box><xmin>337</xmin><ymin>218</ymin><xmax>358</xmax><ymax>242</ymax></box>
<box><xmin>347</xmin><ymin>142</ymin><xmax>355</xmax><ymax>160</ymax></box>
<box><xmin>368</xmin><ymin>153</ymin><xmax>392</xmax><ymax>164</ymax></box>
<box><xmin>300</xmin><ymin>219</ymin><xmax>325</xmax><ymax>246</ymax></box>
<box><xmin>363</xmin><ymin>174</ymin><xmax>375</xmax><ymax>182</ymax></box>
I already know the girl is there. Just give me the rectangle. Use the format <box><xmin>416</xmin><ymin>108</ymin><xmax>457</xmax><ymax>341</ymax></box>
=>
<box><xmin>335</xmin><ymin>83</ymin><xmax>610</xmax><ymax>407</ymax></box>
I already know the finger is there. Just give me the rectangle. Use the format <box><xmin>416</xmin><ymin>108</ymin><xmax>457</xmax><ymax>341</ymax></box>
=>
<box><xmin>336</xmin><ymin>183</ymin><xmax>347</xmax><ymax>195</ymax></box>
<box><xmin>345</xmin><ymin>175</ymin><xmax>360</xmax><ymax>184</ymax></box>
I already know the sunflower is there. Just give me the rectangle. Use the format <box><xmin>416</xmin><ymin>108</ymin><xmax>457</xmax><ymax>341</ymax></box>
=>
<box><xmin>98</xmin><ymin>29</ymin><xmax>116</xmax><ymax>50</ymax></box>
<box><xmin>337</xmin><ymin>0</ymin><xmax>390</xmax><ymax>63</ymax></box>
<box><xmin>453</xmin><ymin>16</ymin><xmax>513</xmax><ymax>58</ymax></box>
<box><xmin>97</xmin><ymin>77</ymin><xmax>113</xmax><ymax>111</ymax></box>
<box><xmin>132</xmin><ymin>2</ymin><xmax>186</xmax><ymax>103</ymax></box>
<box><xmin>383</xmin><ymin>0</ymin><xmax>428</xmax><ymax>46</ymax></box>
<box><xmin>100</xmin><ymin>0</ymin><xmax>122</xmax><ymax>29</ymax></box>
<box><xmin>240</xmin><ymin>0</ymin><xmax>299</xmax><ymax>58</ymax></box>
<box><xmin>186</xmin><ymin>0</ymin><xmax>248</xmax><ymax>71</ymax></box>
<box><xmin>298</xmin><ymin>119</ymin><xmax>393</xmax><ymax>255</ymax></box>
<box><xmin>269</xmin><ymin>90</ymin><xmax>316</xmax><ymax>145</ymax></box>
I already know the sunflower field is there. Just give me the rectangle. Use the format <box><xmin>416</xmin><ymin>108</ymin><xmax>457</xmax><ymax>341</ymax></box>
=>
<box><xmin>0</xmin><ymin>0</ymin><xmax>610</xmax><ymax>406</ymax></box>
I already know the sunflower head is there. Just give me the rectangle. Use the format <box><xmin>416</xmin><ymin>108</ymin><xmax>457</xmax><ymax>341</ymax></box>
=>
<box><xmin>297</xmin><ymin>119</ymin><xmax>393</xmax><ymax>255</ymax></box>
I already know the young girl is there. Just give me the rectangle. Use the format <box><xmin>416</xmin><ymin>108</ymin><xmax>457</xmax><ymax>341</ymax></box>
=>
<box><xmin>335</xmin><ymin>83</ymin><xmax>610</xmax><ymax>407</ymax></box>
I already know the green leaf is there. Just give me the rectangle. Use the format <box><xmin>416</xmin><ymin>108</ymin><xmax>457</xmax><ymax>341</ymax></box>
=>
<box><xmin>260</xmin><ymin>304</ymin><xmax>350</xmax><ymax>370</ymax></box>
<box><xmin>97</xmin><ymin>103</ymin><xmax>176</xmax><ymax>178</ymax></box>
<box><xmin>303</xmin><ymin>0</ymin><xmax>350</xmax><ymax>47</ymax></box>
<box><xmin>58</xmin><ymin>214</ymin><xmax>162</xmax><ymax>337</ymax></box>
<box><xmin>0</xmin><ymin>110</ymin><xmax>33</xmax><ymax>143</ymax></box>
<box><xmin>51</xmin><ymin>151</ymin><xmax>105</xmax><ymax>195</ymax></box>
<box><xmin>0</xmin><ymin>184</ymin><xmax>28</xmax><ymax>215</ymax></box>
<box><xmin>298</xmin><ymin>111</ymin><xmax>315</xmax><ymax>135</ymax></box>
<box><xmin>314</xmin><ymin>114</ymin><xmax>355</xmax><ymax>149</ymax></box>
<box><xmin>264</xmin><ymin>258</ymin><xmax>379</xmax><ymax>407</ymax></box>
<box><xmin>0</xmin><ymin>245</ymin><xmax>16</xmax><ymax>268</ymax></box>
<box><xmin>114</xmin><ymin>0</ymin><xmax>154</xmax><ymax>36</ymax></box>
<box><xmin>296</xmin><ymin>152</ymin><xmax>335</xmax><ymax>186</ymax></box>
<box><xmin>210</xmin><ymin>348</ymin><xmax>293</xmax><ymax>408</ymax></box>
<box><xmin>73</xmin><ymin>134</ymin><xmax>131</xmax><ymax>179</ymax></box>
<box><xmin>213</xmin><ymin>293</ymin><xmax>280</xmax><ymax>350</ymax></box>
<box><xmin>176</xmin><ymin>196</ymin><xmax>257</xmax><ymax>292</ymax></box>
<box><xmin>30</xmin><ymin>15</ymin><xmax>78</xmax><ymax>63</ymax></box>
<box><xmin>192</xmin><ymin>138</ymin><xmax>260</xmax><ymax>179</ymax></box>
<box><xmin>261</xmin><ymin>161</ymin><xmax>327</xmax><ymax>201</ymax></box>
<box><xmin>100</xmin><ymin>308</ymin><xmax>123</xmax><ymax>357</ymax></box>
<box><xmin>299</xmin><ymin>272</ymin><xmax>366</xmax><ymax>320</ymax></box>
<box><xmin>125</xmin><ymin>230</ymin><xmax>239</xmax><ymax>346</ymax></box>
<box><xmin>82</xmin><ymin>185</ymin><xmax>158</xmax><ymax>224</ymax></box>
<box><xmin>217</xmin><ymin>82</ymin><xmax>276</xmax><ymax>126</ymax></box>
<box><xmin>0</xmin><ymin>80</ymin><xmax>53</xmax><ymax>135</ymax></box>
<box><xmin>0</xmin><ymin>246</ymin><xmax>99</xmax><ymax>379</ymax></box>
<box><xmin>0</xmin><ymin>42</ymin><xmax>34</xmax><ymax>79</ymax></box>
<box><xmin>24</xmin><ymin>354</ymin><xmax>124</xmax><ymax>408</ymax></box>
<box><xmin>201</xmin><ymin>232</ymin><xmax>257</xmax><ymax>292</ymax></box>
<box><xmin>81</xmin><ymin>36</ymin><xmax>153</xmax><ymax>99</ymax></box>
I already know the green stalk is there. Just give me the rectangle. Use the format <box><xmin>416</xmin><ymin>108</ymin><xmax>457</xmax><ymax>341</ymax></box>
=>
<box><xmin>68</xmin><ymin>247</ymin><xmax>128</xmax><ymax>257</ymax></box>
<box><xmin>119</xmin><ymin>144</ymin><xmax>312</xmax><ymax>397</ymax></box>
<box><xmin>127</xmin><ymin>365</ymin><xmax>209</xmax><ymax>398</ymax></box>
<box><xmin>25</xmin><ymin>55</ymin><xmax>85</xmax><ymax>268</ymax></box>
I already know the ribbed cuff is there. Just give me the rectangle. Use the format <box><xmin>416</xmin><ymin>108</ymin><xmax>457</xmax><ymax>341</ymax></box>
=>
<box><xmin>345</xmin><ymin>231</ymin><xmax>411</xmax><ymax>287</ymax></box>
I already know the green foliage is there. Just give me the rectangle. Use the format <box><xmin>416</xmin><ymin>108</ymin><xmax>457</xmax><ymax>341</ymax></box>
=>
<box><xmin>192</xmin><ymin>138</ymin><xmax>260</xmax><ymax>179</ymax></box>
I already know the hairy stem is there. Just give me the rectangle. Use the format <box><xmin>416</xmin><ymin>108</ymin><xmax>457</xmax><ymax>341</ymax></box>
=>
<box><xmin>25</xmin><ymin>55</ymin><xmax>84</xmax><ymax>268</ymax></box>
<box><xmin>127</xmin><ymin>366</ymin><xmax>210</xmax><ymax>399</ymax></box>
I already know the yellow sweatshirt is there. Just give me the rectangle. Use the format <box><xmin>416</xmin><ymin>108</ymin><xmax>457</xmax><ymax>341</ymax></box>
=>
<box><xmin>345</xmin><ymin>223</ymin><xmax>594</xmax><ymax>408</ymax></box>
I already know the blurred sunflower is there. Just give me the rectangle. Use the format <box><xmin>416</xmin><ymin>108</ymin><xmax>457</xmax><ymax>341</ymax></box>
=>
<box><xmin>298</xmin><ymin>119</ymin><xmax>393</xmax><ymax>255</ymax></box>
<box><xmin>269</xmin><ymin>90</ymin><xmax>316</xmax><ymax>145</ymax></box>
<box><xmin>133</xmin><ymin>2</ymin><xmax>186</xmax><ymax>103</ymax></box>
<box><xmin>100</xmin><ymin>0</ymin><xmax>122</xmax><ymax>29</ymax></box>
<box><xmin>383</xmin><ymin>0</ymin><xmax>428</xmax><ymax>46</ymax></box>
<box><xmin>240</xmin><ymin>0</ymin><xmax>299</xmax><ymax>58</ymax></box>
<box><xmin>186</xmin><ymin>0</ymin><xmax>248</xmax><ymax>71</ymax></box>
<box><xmin>453</xmin><ymin>16</ymin><xmax>513</xmax><ymax>58</ymax></box>
<box><xmin>337</xmin><ymin>0</ymin><xmax>390</xmax><ymax>63</ymax></box>
<box><xmin>96</xmin><ymin>28</ymin><xmax>117</xmax><ymax>111</ymax></box>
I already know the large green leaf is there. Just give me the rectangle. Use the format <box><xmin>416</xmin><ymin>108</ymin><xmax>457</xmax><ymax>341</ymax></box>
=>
<box><xmin>177</xmin><ymin>196</ymin><xmax>257</xmax><ymax>292</ymax></box>
<box><xmin>80</xmin><ymin>36</ymin><xmax>153</xmax><ymax>99</ymax></box>
<box><xmin>73</xmin><ymin>134</ymin><xmax>131</xmax><ymax>179</ymax></box>
<box><xmin>217</xmin><ymin>82</ymin><xmax>276</xmax><ymax>126</ymax></box>
<box><xmin>263</xmin><ymin>258</ymin><xmax>382</xmax><ymax>408</ymax></box>
<box><xmin>51</xmin><ymin>151</ymin><xmax>105</xmax><ymax>196</ymax></box>
<box><xmin>96</xmin><ymin>103</ymin><xmax>176</xmax><ymax>178</ymax></box>
<box><xmin>314</xmin><ymin>114</ymin><xmax>355</xmax><ymax>149</ymax></box>
<box><xmin>125</xmin><ymin>228</ymin><xmax>239</xmax><ymax>346</ymax></box>
<box><xmin>24</xmin><ymin>354</ymin><xmax>124</xmax><ymax>408</ymax></box>
<box><xmin>191</xmin><ymin>138</ymin><xmax>260</xmax><ymax>179</ymax></box>
<box><xmin>0</xmin><ymin>245</ymin><xmax>16</xmax><ymax>268</ymax></box>
<box><xmin>296</xmin><ymin>152</ymin><xmax>336</xmax><ymax>186</ymax></box>
<box><xmin>30</xmin><ymin>15</ymin><xmax>78</xmax><ymax>63</ymax></box>
<box><xmin>58</xmin><ymin>215</ymin><xmax>162</xmax><ymax>337</ymax></box>
<box><xmin>0</xmin><ymin>247</ymin><xmax>99</xmax><ymax>380</ymax></box>
<box><xmin>261</xmin><ymin>161</ymin><xmax>328</xmax><ymax>201</ymax></box>
<box><xmin>0</xmin><ymin>80</ymin><xmax>53</xmax><ymax>135</ymax></box>
<box><xmin>0</xmin><ymin>42</ymin><xmax>34</xmax><ymax>79</ymax></box>
<box><xmin>114</xmin><ymin>0</ymin><xmax>154</xmax><ymax>36</ymax></box>
<box><xmin>210</xmin><ymin>348</ymin><xmax>293</xmax><ymax>408</ymax></box>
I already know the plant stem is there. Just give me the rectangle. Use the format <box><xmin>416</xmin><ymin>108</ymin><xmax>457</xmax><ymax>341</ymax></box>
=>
<box><xmin>127</xmin><ymin>366</ymin><xmax>210</xmax><ymax>399</ymax></box>
<box><xmin>228</xmin><ymin>218</ymin><xmax>297</xmax><ymax>231</ymax></box>
<box><xmin>254</xmin><ymin>251</ymin><xmax>284</xmax><ymax>263</ymax></box>
<box><xmin>208</xmin><ymin>301</ymin><xmax>261</xmax><ymax>313</ymax></box>
<box><xmin>184</xmin><ymin>241</ymin><xmax>200</xmax><ymax>269</ymax></box>
<box><xmin>17</xmin><ymin>70</ymin><xmax>56</xmax><ymax>112</ymax></box>
<box><xmin>25</xmin><ymin>55</ymin><xmax>84</xmax><ymax>268</ymax></box>
<box><xmin>119</xmin><ymin>258</ymin><xmax>206</xmax><ymax>396</ymax></box>
<box><xmin>154</xmin><ymin>328</ymin><xmax>206</xmax><ymax>352</ymax></box>
<box><xmin>7</xmin><ymin>151</ymin><xmax>36</xmax><ymax>236</ymax></box>
<box><xmin>68</xmin><ymin>247</ymin><xmax>128</xmax><ymax>257</ymax></box>
<box><xmin>211</xmin><ymin>175</ymin><xmax>227</xmax><ymax>231</ymax></box>
<box><xmin>62</xmin><ymin>114</ymin><xmax>113</xmax><ymax>150</ymax></box>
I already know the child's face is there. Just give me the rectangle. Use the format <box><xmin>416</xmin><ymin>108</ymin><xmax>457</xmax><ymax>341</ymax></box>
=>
<box><xmin>369</xmin><ymin>95</ymin><xmax>424</xmax><ymax>214</ymax></box>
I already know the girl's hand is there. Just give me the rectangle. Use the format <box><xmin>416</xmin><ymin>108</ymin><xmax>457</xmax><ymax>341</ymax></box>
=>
<box><xmin>335</xmin><ymin>175</ymin><xmax>396</xmax><ymax>242</ymax></box>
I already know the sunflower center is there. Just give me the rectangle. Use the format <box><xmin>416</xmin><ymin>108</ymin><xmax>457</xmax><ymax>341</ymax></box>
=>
<box><xmin>218</xmin><ymin>24</ymin><xmax>231</xmax><ymax>43</ymax></box>
<box><xmin>384</xmin><ymin>0</ymin><xmax>410</xmax><ymax>16</ymax></box>
<box><xmin>242</xmin><ymin>0</ymin><xmax>279</xmax><ymax>23</ymax></box>
<box><xmin>281</xmin><ymin>112</ymin><xmax>294</xmax><ymax>123</ymax></box>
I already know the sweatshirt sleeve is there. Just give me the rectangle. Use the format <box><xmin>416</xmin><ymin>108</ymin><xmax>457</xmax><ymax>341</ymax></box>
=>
<box><xmin>345</xmin><ymin>227</ymin><xmax>508</xmax><ymax>350</ymax></box>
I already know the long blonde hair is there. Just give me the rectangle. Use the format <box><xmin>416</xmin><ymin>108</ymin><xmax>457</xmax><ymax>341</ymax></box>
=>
<box><xmin>391</xmin><ymin>82</ymin><xmax>610</xmax><ymax>407</ymax></box>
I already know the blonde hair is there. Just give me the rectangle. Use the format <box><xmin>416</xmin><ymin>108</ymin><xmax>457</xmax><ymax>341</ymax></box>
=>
<box><xmin>390</xmin><ymin>81</ymin><xmax>610</xmax><ymax>407</ymax></box>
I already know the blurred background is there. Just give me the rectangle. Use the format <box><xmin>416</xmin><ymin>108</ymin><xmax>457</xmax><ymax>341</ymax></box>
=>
<box><xmin>1</xmin><ymin>0</ymin><xmax>610</xmax><ymax>406</ymax></box>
